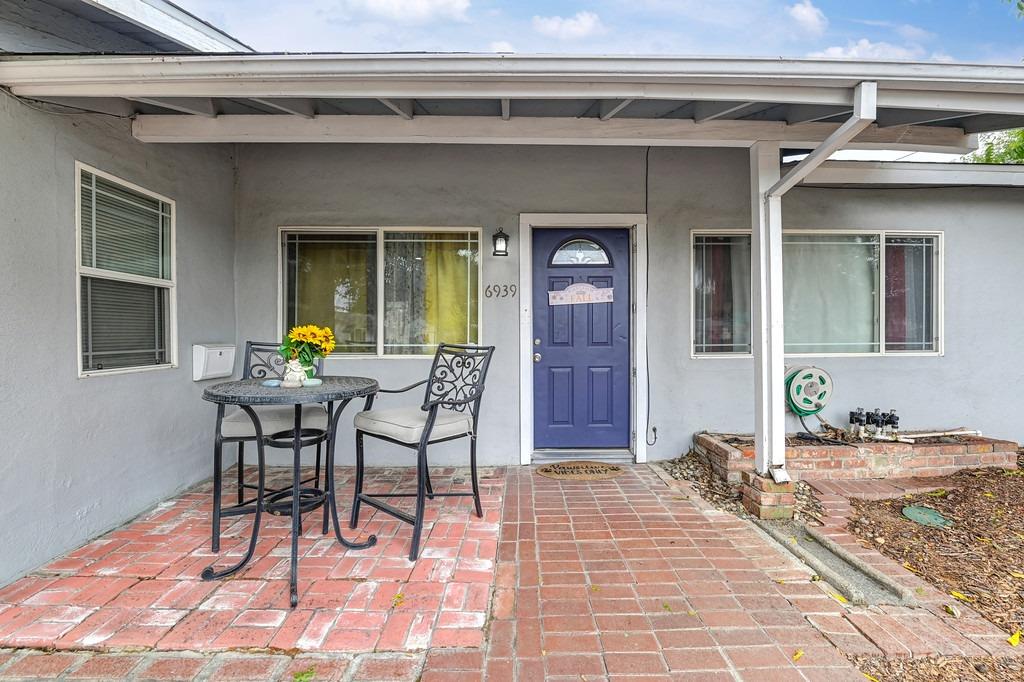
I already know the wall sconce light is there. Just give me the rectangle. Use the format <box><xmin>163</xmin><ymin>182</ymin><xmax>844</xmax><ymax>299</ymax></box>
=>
<box><xmin>492</xmin><ymin>227</ymin><xmax>510</xmax><ymax>257</ymax></box>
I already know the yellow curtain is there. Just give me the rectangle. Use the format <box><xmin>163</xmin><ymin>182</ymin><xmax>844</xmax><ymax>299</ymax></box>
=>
<box><xmin>296</xmin><ymin>239</ymin><xmax>375</xmax><ymax>353</ymax></box>
<box><xmin>424</xmin><ymin>236</ymin><xmax>478</xmax><ymax>347</ymax></box>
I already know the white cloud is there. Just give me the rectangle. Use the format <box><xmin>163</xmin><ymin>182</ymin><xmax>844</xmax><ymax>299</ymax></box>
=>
<box><xmin>532</xmin><ymin>11</ymin><xmax>606</xmax><ymax>40</ymax></box>
<box><xmin>809</xmin><ymin>38</ymin><xmax>925</xmax><ymax>61</ymax></box>
<box><xmin>342</xmin><ymin>0</ymin><xmax>470</xmax><ymax>23</ymax></box>
<box><xmin>853</xmin><ymin>19</ymin><xmax>934</xmax><ymax>43</ymax></box>
<box><xmin>489</xmin><ymin>40</ymin><xmax>514</xmax><ymax>52</ymax></box>
<box><xmin>787</xmin><ymin>0</ymin><xmax>827</xmax><ymax>36</ymax></box>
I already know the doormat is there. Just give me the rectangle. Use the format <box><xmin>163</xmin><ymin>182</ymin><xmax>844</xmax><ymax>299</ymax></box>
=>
<box><xmin>535</xmin><ymin>461</ymin><xmax>625</xmax><ymax>480</ymax></box>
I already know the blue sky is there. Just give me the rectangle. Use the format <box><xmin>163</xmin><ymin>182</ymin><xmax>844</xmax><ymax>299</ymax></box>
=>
<box><xmin>176</xmin><ymin>0</ymin><xmax>1023</xmax><ymax>63</ymax></box>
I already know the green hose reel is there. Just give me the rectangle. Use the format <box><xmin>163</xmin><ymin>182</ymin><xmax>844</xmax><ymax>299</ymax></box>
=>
<box><xmin>785</xmin><ymin>366</ymin><xmax>834</xmax><ymax>417</ymax></box>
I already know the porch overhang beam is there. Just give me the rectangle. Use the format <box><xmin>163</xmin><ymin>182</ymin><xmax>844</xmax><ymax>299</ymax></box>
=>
<box><xmin>798</xmin><ymin>160</ymin><xmax>1024</xmax><ymax>186</ymax></box>
<box><xmin>752</xmin><ymin>81</ymin><xmax>877</xmax><ymax>482</ymax></box>
<box><xmin>129</xmin><ymin>112</ymin><xmax>971</xmax><ymax>153</ymax></box>
<box><xmin>132</xmin><ymin>96</ymin><xmax>216</xmax><ymax>117</ymax></box>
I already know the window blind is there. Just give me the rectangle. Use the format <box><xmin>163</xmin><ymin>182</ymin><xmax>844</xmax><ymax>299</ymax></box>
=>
<box><xmin>79</xmin><ymin>169</ymin><xmax>173</xmax><ymax>373</ymax></box>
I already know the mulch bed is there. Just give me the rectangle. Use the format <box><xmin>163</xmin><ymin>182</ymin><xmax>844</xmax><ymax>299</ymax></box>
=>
<box><xmin>659</xmin><ymin>451</ymin><xmax>824</xmax><ymax>524</ymax></box>
<box><xmin>847</xmin><ymin>466</ymin><xmax>1024</xmax><ymax>636</ymax></box>
<box><xmin>853</xmin><ymin>655</ymin><xmax>1024</xmax><ymax>682</ymax></box>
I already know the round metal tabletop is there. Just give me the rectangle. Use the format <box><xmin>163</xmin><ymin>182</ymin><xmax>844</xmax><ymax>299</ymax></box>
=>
<box><xmin>202</xmin><ymin>376</ymin><xmax>378</xmax><ymax>406</ymax></box>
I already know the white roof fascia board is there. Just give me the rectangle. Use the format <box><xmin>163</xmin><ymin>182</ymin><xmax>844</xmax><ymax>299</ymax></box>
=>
<box><xmin>801</xmin><ymin>160</ymin><xmax>1024</xmax><ymax>186</ymax></box>
<box><xmin>3</xmin><ymin>55</ymin><xmax>1023</xmax><ymax>117</ymax></box>
<box><xmin>76</xmin><ymin>0</ymin><xmax>252</xmax><ymax>52</ymax></box>
<box><xmin>130</xmin><ymin>112</ymin><xmax>974</xmax><ymax>153</ymax></box>
<box><xmin>3</xmin><ymin>54</ymin><xmax>1023</xmax><ymax>87</ymax></box>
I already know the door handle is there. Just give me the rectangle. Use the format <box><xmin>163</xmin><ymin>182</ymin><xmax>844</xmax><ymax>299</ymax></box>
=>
<box><xmin>533</xmin><ymin>353</ymin><xmax>542</xmax><ymax>363</ymax></box>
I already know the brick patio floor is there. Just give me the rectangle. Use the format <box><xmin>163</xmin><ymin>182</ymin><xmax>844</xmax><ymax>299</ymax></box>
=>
<box><xmin>8</xmin><ymin>465</ymin><xmax>1013</xmax><ymax>680</ymax></box>
<box><xmin>0</xmin><ymin>466</ymin><xmax>503</xmax><ymax>656</ymax></box>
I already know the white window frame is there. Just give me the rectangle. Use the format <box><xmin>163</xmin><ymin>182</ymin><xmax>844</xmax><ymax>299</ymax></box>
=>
<box><xmin>75</xmin><ymin>161</ymin><xmax>178</xmax><ymax>378</ymax></box>
<box><xmin>278</xmin><ymin>226</ymin><xmax>484</xmax><ymax>359</ymax></box>
<box><xmin>690</xmin><ymin>228</ymin><xmax>944</xmax><ymax>359</ymax></box>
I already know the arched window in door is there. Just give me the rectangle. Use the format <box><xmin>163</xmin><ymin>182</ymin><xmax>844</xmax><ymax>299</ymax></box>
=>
<box><xmin>549</xmin><ymin>238</ymin><xmax>612</xmax><ymax>266</ymax></box>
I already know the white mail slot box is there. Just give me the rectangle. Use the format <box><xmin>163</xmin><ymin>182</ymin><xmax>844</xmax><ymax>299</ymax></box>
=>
<box><xmin>192</xmin><ymin>343</ymin><xmax>236</xmax><ymax>381</ymax></box>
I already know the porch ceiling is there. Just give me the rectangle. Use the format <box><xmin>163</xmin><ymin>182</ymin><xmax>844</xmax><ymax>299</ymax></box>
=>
<box><xmin>1</xmin><ymin>54</ymin><xmax>1023</xmax><ymax>150</ymax></box>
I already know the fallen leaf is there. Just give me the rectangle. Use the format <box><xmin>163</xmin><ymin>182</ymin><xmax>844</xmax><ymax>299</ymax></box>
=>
<box><xmin>1010</xmin><ymin>572</ymin><xmax>1024</xmax><ymax>579</ymax></box>
<box><xmin>792</xmin><ymin>649</ymin><xmax>804</xmax><ymax>662</ymax></box>
<box><xmin>902</xmin><ymin>562</ymin><xmax>920</xmax><ymax>573</ymax></box>
<box><xmin>950</xmin><ymin>591</ymin><xmax>976</xmax><ymax>603</ymax></box>
<box><xmin>830</xmin><ymin>593</ymin><xmax>848</xmax><ymax>604</ymax></box>
<box><xmin>984</xmin><ymin>492</ymin><xmax>994</xmax><ymax>498</ymax></box>
<box><xmin>863</xmin><ymin>674</ymin><xmax>881</xmax><ymax>682</ymax></box>
<box><xmin>1010</xmin><ymin>631</ymin><xmax>1022</xmax><ymax>647</ymax></box>
<box><xmin>943</xmin><ymin>604</ymin><xmax>961</xmax><ymax>618</ymax></box>
<box><xmin>925</xmin><ymin>489</ymin><xmax>947</xmax><ymax>497</ymax></box>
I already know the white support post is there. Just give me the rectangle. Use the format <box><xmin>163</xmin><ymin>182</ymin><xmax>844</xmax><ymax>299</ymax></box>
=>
<box><xmin>750</xmin><ymin>141</ymin><xmax>786</xmax><ymax>478</ymax></box>
<box><xmin>751</xmin><ymin>81</ymin><xmax>877</xmax><ymax>481</ymax></box>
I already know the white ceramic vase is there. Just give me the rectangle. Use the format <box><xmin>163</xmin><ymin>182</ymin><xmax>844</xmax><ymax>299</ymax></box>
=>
<box><xmin>282</xmin><ymin>359</ymin><xmax>307</xmax><ymax>388</ymax></box>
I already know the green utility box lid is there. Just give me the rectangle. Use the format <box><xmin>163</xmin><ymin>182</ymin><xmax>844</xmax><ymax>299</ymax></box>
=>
<box><xmin>902</xmin><ymin>505</ymin><xmax>953</xmax><ymax>528</ymax></box>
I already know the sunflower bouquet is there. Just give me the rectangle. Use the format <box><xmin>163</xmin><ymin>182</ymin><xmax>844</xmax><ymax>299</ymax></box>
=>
<box><xmin>278</xmin><ymin>324</ymin><xmax>336</xmax><ymax>379</ymax></box>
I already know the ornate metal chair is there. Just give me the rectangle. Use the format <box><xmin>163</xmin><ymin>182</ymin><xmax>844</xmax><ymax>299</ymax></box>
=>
<box><xmin>209</xmin><ymin>341</ymin><xmax>325</xmax><ymax>551</ymax></box>
<box><xmin>350</xmin><ymin>343</ymin><xmax>495</xmax><ymax>560</ymax></box>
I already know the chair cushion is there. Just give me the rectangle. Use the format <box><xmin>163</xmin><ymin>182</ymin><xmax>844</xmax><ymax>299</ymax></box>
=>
<box><xmin>354</xmin><ymin>406</ymin><xmax>473</xmax><ymax>444</ymax></box>
<box><xmin>221</xmin><ymin>404</ymin><xmax>328</xmax><ymax>438</ymax></box>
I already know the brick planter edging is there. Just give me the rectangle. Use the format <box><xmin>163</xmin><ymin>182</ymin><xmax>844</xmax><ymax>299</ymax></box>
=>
<box><xmin>694</xmin><ymin>432</ymin><xmax>1019</xmax><ymax>482</ymax></box>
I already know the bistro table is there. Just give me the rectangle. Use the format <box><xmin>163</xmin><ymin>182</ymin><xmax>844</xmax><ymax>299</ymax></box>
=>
<box><xmin>201</xmin><ymin>376</ymin><xmax>379</xmax><ymax>607</ymax></box>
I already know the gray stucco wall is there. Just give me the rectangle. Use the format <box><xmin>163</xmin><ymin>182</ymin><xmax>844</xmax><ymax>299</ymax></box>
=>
<box><xmin>235</xmin><ymin>143</ymin><xmax>1024</xmax><ymax>468</ymax></box>
<box><xmin>2</xmin><ymin>125</ymin><xmax>1020</xmax><ymax>584</ymax></box>
<box><xmin>0</xmin><ymin>97</ymin><xmax>236</xmax><ymax>584</ymax></box>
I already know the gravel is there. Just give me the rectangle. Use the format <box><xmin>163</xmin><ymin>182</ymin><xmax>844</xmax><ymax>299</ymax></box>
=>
<box><xmin>658</xmin><ymin>451</ymin><xmax>824</xmax><ymax>525</ymax></box>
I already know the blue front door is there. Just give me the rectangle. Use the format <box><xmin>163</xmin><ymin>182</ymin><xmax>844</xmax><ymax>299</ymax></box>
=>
<box><xmin>532</xmin><ymin>228</ymin><xmax>631</xmax><ymax>449</ymax></box>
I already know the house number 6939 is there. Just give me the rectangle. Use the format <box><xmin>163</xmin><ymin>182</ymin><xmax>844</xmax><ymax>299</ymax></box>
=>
<box><xmin>484</xmin><ymin>284</ymin><xmax>517</xmax><ymax>298</ymax></box>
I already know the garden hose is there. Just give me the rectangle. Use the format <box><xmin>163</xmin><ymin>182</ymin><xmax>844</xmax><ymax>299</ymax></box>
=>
<box><xmin>784</xmin><ymin>366</ymin><xmax>833</xmax><ymax>417</ymax></box>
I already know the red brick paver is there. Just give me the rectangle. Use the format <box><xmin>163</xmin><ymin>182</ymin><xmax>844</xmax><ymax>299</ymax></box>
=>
<box><xmin>805</xmin><ymin>477</ymin><xmax>1023</xmax><ymax>660</ymax></box>
<box><xmin>6</xmin><ymin>464</ymin><xmax>1012</xmax><ymax>680</ymax></box>
<box><xmin>421</xmin><ymin>466</ymin><xmax>861</xmax><ymax>681</ymax></box>
<box><xmin>0</xmin><ymin>466</ymin><xmax>502</xmax><ymax>655</ymax></box>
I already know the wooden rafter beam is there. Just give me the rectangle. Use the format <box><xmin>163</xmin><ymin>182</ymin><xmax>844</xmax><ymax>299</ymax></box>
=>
<box><xmin>599</xmin><ymin>99</ymin><xmax>634</xmax><ymax>121</ymax></box>
<box><xmin>785</xmin><ymin>104</ymin><xmax>853</xmax><ymax>124</ymax></box>
<box><xmin>249</xmin><ymin>97</ymin><xmax>316</xmax><ymax>118</ymax></box>
<box><xmin>377</xmin><ymin>98</ymin><xmax>414</xmax><ymax>120</ymax></box>
<box><xmin>131</xmin><ymin>97</ymin><xmax>217</xmax><ymax>117</ymax></box>
<box><xmin>694</xmin><ymin>100</ymin><xmax>755</xmax><ymax>123</ymax></box>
